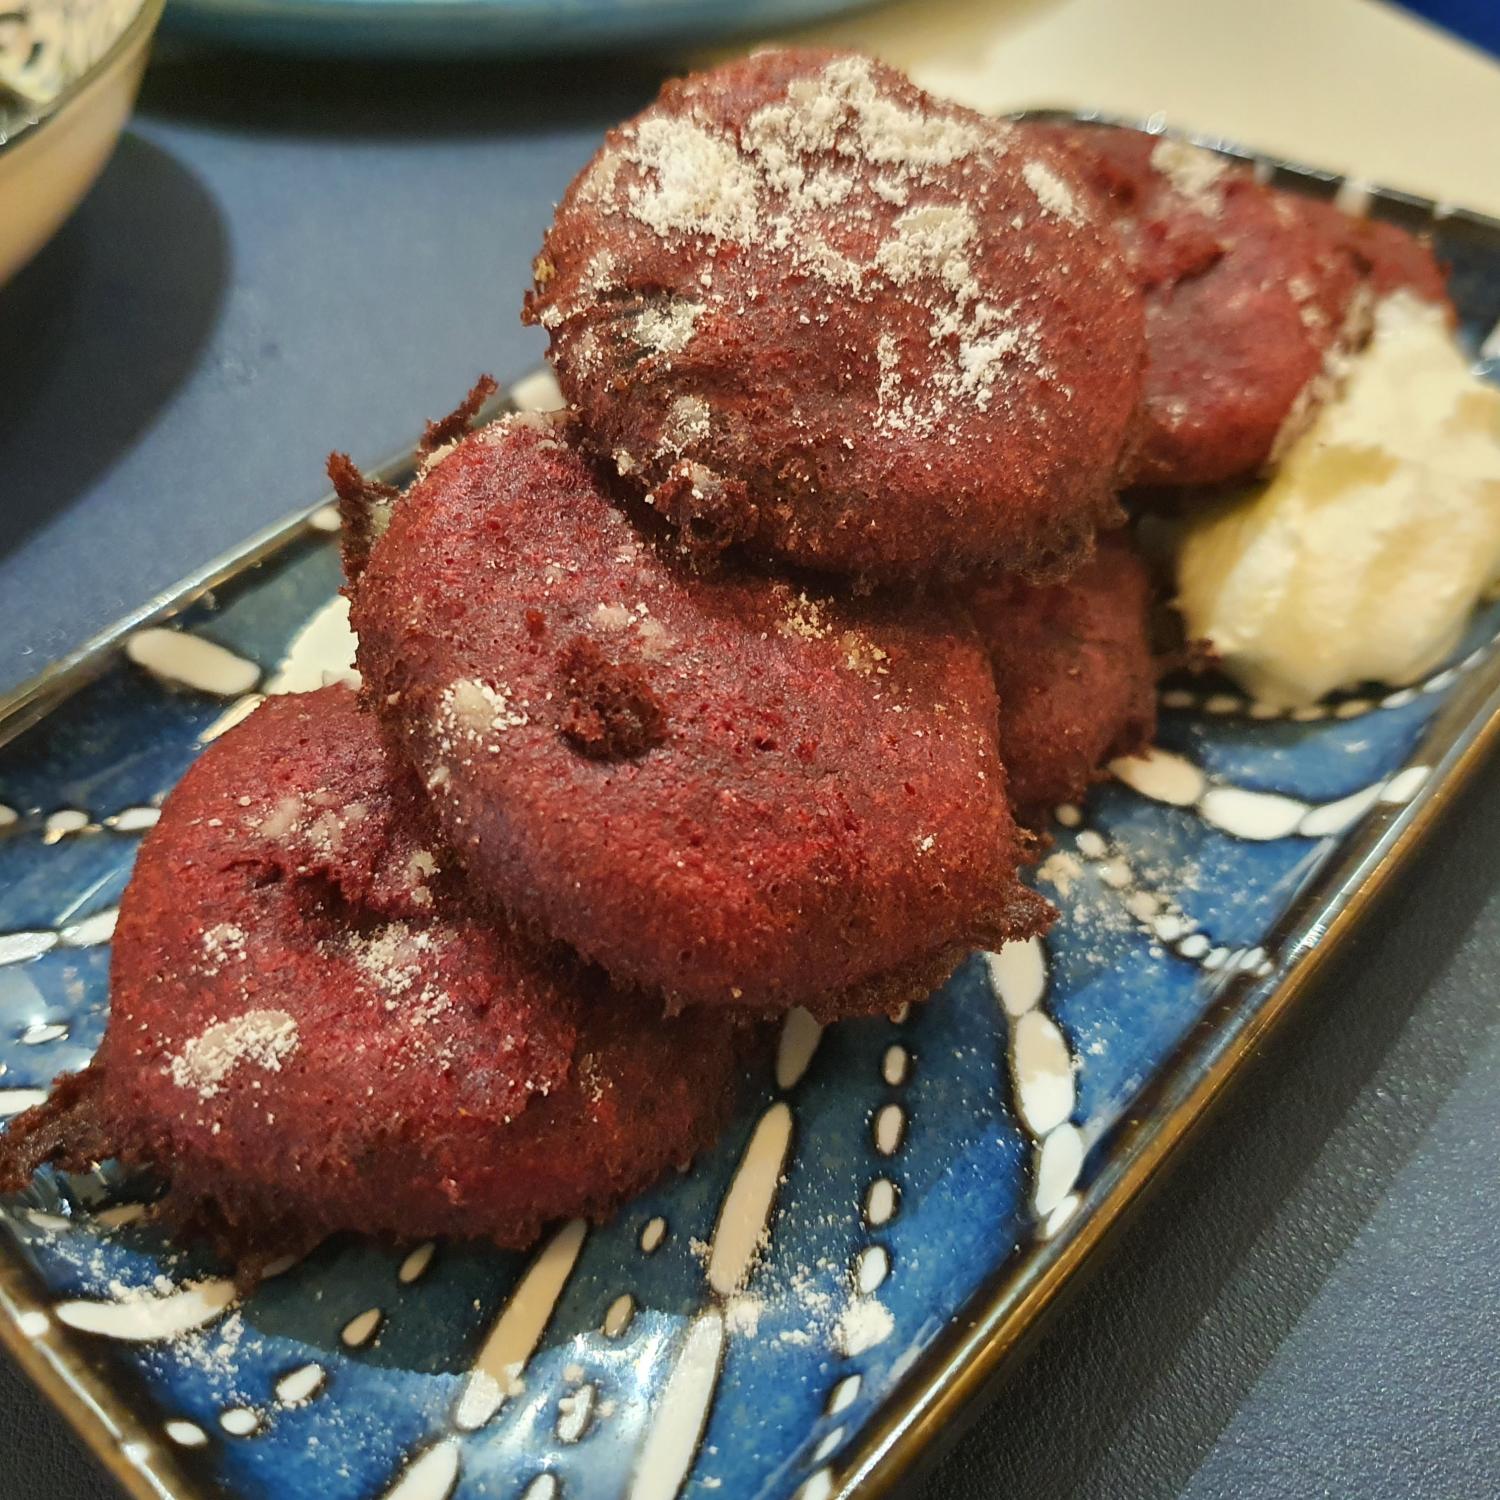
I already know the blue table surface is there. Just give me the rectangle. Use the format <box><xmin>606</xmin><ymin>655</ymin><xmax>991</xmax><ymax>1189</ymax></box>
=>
<box><xmin>3</xmin><ymin>37</ymin><xmax>1499</xmax><ymax>1500</ymax></box>
<box><xmin>1401</xmin><ymin>0</ymin><xmax>1500</xmax><ymax>58</ymax></box>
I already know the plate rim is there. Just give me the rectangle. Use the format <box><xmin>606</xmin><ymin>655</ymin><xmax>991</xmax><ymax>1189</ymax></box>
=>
<box><xmin>2</xmin><ymin>119</ymin><xmax>1499</xmax><ymax>1500</ymax></box>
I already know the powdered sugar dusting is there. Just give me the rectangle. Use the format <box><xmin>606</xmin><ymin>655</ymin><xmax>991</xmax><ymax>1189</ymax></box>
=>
<box><xmin>624</xmin><ymin>115</ymin><xmax>761</xmax><ymax>242</ymax></box>
<box><xmin>439</xmin><ymin>678</ymin><xmax>530</xmax><ymax>744</ymax></box>
<box><xmin>634</xmin><ymin>297</ymin><xmax>704</xmax><ymax>354</ymax></box>
<box><xmin>875</xmin><ymin>202</ymin><xmax>976</xmax><ymax>288</ymax></box>
<box><xmin>168</xmin><ymin>1011</ymin><xmax>298</xmax><ymax>1099</ymax></box>
<box><xmin>346</xmin><ymin>923</ymin><xmax>451</xmax><ymax>1022</ymax></box>
<box><xmin>199</xmin><ymin>923</ymin><xmax>247</xmax><ymax>975</ymax></box>
<box><xmin>834</xmin><ymin>1295</ymin><xmax>893</xmax><ymax>1356</ymax></box>
<box><xmin>955</xmin><ymin>306</ymin><xmax>1041</xmax><ymax>410</ymax></box>
<box><xmin>811</xmin><ymin>54</ymin><xmax>988</xmax><ymax>170</ymax></box>
<box><xmin>1150</xmin><ymin>138</ymin><xmax>1228</xmax><ymax>214</ymax></box>
<box><xmin>544</xmin><ymin>51</ymin><xmax>1066</xmax><ymax>456</ymax></box>
<box><xmin>661</xmin><ymin>395</ymin><xmax>711</xmax><ymax>451</ymax></box>
<box><xmin>1022</xmin><ymin>159</ymin><xmax>1085</xmax><ymax>226</ymax></box>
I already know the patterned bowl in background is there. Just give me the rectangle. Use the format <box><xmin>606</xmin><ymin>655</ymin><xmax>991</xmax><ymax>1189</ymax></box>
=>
<box><xmin>0</xmin><ymin>0</ymin><xmax>165</xmax><ymax>285</ymax></box>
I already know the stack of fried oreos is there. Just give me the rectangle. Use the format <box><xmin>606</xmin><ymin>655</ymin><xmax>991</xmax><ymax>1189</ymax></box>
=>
<box><xmin>0</xmin><ymin>50</ymin><xmax>1449</xmax><ymax>1264</ymax></box>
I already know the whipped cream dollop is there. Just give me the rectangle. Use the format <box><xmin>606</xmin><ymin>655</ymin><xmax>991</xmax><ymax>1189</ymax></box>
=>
<box><xmin>1176</xmin><ymin>291</ymin><xmax>1500</xmax><ymax>708</ymax></box>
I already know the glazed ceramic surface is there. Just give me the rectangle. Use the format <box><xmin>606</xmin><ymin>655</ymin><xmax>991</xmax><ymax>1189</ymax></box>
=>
<box><xmin>2</xmin><ymin>130</ymin><xmax>1500</xmax><ymax>1500</ymax></box>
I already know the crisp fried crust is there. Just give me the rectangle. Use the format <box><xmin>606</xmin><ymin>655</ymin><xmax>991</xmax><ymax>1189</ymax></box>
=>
<box><xmin>352</xmin><ymin>412</ymin><xmax>1052</xmax><ymax>1017</ymax></box>
<box><xmin>1037</xmin><ymin>124</ymin><xmax>1451</xmax><ymax>490</ymax></box>
<box><xmin>971</xmin><ymin>533</ymin><xmax>1157</xmax><ymax>819</ymax></box>
<box><xmin>525</xmin><ymin>49</ymin><xmax>1145</xmax><ymax>582</ymax></box>
<box><xmin>0</xmin><ymin>688</ymin><xmax>751</xmax><ymax>1263</ymax></box>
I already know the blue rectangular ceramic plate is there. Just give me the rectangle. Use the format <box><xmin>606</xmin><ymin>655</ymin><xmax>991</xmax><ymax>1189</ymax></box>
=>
<box><xmin>3</xmin><ymin>120</ymin><xmax>1500</xmax><ymax>1500</ymax></box>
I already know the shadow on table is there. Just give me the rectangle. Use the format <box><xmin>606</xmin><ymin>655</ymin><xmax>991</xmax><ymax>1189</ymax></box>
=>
<box><xmin>914</xmin><ymin>751</ymin><xmax>1500</xmax><ymax>1500</ymax></box>
<box><xmin>136</xmin><ymin>43</ymin><xmax>671</xmax><ymax>140</ymax></box>
<box><xmin>0</xmin><ymin>133</ymin><xmax>228</xmax><ymax>563</ymax></box>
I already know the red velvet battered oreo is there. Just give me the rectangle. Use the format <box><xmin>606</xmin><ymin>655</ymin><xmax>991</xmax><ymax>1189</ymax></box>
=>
<box><xmin>350</xmin><ymin>411</ymin><xmax>1050</xmax><ymax>1018</ymax></box>
<box><xmin>970</xmin><ymin>533</ymin><xmax>1157</xmax><ymax>818</ymax></box>
<box><xmin>1037</xmin><ymin>124</ymin><xmax>1451</xmax><ymax>489</ymax></box>
<box><xmin>0</xmin><ymin>688</ymin><xmax>748</xmax><ymax>1260</ymax></box>
<box><xmin>524</xmin><ymin>49</ymin><xmax>1144</xmax><ymax>581</ymax></box>
<box><xmin>1332</xmin><ymin>210</ymin><xmax>1451</xmax><ymax>305</ymax></box>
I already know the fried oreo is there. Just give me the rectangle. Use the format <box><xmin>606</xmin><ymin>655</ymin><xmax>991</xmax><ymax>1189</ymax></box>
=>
<box><xmin>525</xmin><ymin>49</ymin><xmax>1144</xmax><ymax>581</ymax></box>
<box><xmin>0</xmin><ymin>689</ymin><xmax>750</xmax><ymax>1262</ymax></box>
<box><xmin>971</xmin><ymin>534</ymin><xmax>1157</xmax><ymax>818</ymax></box>
<box><xmin>1038</xmin><ymin>124</ymin><xmax>1451</xmax><ymax>489</ymax></box>
<box><xmin>350</xmin><ymin>411</ymin><xmax>1050</xmax><ymax>1017</ymax></box>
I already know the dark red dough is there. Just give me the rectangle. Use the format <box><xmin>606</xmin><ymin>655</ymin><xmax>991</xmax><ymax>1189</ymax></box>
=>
<box><xmin>1036</xmin><ymin>124</ymin><xmax>1451</xmax><ymax>489</ymax></box>
<box><xmin>351</xmin><ymin>411</ymin><xmax>1051</xmax><ymax>1018</ymax></box>
<box><xmin>0</xmin><ymin>688</ymin><xmax>749</xmax><ymax>1261</ymax></box>
<box><xmin>329</xmin><ymin>377</ymin><xmax>500</xmax><ymax>584</ymax></box>
<box><xmin>970</xmin><ymin>533</ymin><xmax>1157</xmax><ymax>818</ymax></box>
<box><xmin>1329</xmin><ymin>210</ymin><xmax>1452</xmax><ymax>305</ymax></box>
<box><xmin>524</xmin><ymin>49</ymin><xmax>1145</xmax><ymax>581</ymax></box>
